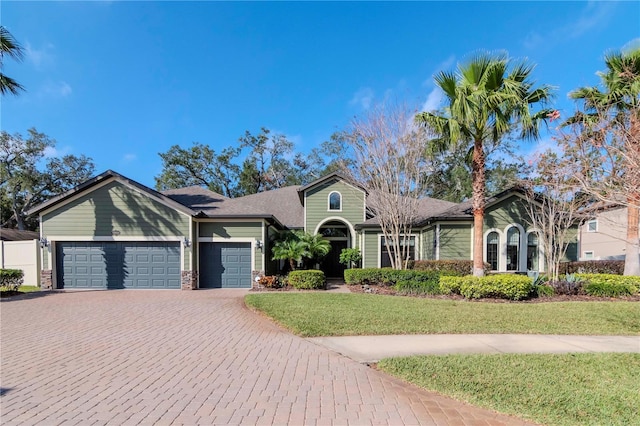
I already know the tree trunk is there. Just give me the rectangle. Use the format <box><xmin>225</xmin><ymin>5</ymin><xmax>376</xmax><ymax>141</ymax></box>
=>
<box><xmin>289</xmin><ymin>258</ymin><xmax>296</xmax><ymax>271</ymax></box>
<box><xmin>624</xmin><ymin>195</ymin><xmax>640</xmax><ymax>276</ymax></box>
<box><xmin>471</xmin><ymin>137</ymin><xmax>486</xmax><ymax>277</ymax></box>
<box><xmin>624</xmin><ymin>113</ymin><xmax>640</xmax><ymax>276</ymax></box>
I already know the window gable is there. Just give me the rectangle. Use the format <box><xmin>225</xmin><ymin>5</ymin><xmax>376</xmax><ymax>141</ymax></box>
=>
<box><xmin>328</xmin><ymin>191</ymin><xmax>342</xmax><ymax>211</ymax></box>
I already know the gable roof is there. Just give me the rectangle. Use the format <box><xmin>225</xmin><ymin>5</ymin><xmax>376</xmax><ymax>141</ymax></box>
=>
<box><xmin>297</xmin><ymin>172</ymin><xmax>367</xmax><ymax>204</ymax></box>
<box><xmin>26</xmin><ymin>170</ymin><xmax>198</xmax><ymax>217</ymax></box>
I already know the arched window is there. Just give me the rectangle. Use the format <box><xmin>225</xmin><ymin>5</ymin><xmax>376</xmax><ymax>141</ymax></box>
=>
<box><xmin>486</xmin><ymin>232</ymin><xmax>499</xmax><ymax>271</ymax></box>
<box><xmin>506</xmin><ymin>227</ymin><xmax>520</xmax><ymax>271</ymax></box>
<box><xmin>328</xmin><ymin>192</ymin><xmax>341</xmax><ymax>211</ymax></box>
<box><xmin>527</xmin><ymin>232</ymin><xmax>539</xmax><ymax>271</ymax></box>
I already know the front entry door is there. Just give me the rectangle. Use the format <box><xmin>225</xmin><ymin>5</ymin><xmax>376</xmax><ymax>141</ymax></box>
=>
<box><xmin>323</xmin><ymin>240</ymin><xmax>348</xmax><ymax>278</ymax></box>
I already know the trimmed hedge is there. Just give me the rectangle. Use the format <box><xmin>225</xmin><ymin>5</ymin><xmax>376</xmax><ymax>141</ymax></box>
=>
<box><xmin>440</xmin><ymin>275</ymin><xmax>533</xmax><ymax>300</ymax></box>
<box><xmin>288</xmin><ymin>270</ymin><xmax>326</xmax><ymax>290</ymax></box>
<box><xmin>0</xmin><ymin>269</ymin><xmax>24</xmax><ymax>292</ymax></box>
<box><xmin>411</xmin><ymin>260</ymin><xmax>491</xmax><ymax>276</ymax></box>
<box><xmin>577</xmin><ymin>273</ymin><xmax>640</xmax><ymax>297</ymax></box>
<box><xmin>560</xmin><ymin>260</ymin><xmax>624</xmax><ymax>275</ymax></box>
<box><xmin>344</xmin><ymin>268</ymin><xmax>440</xmax><ymax>288</ymax></box>
<box><xmin>394</xmin><ymin>272</ymin><xmax>441</xmax><ymax>295</ymax></box>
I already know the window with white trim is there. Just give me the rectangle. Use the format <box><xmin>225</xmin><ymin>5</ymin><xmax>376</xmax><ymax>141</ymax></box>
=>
<box><xmin>506</xmin><ymin>227</ymin><xmax>520</xmax><ymax>271</ymax></box>
<box><xmin>583</xmin><ymin>251</ymin><xmax>594</xmax><ymax>260</ymax></box>
<box><xmin>527</xmin><ymin>232</ymin><xmax>539</xmax><ymax>271</ymax></box>
<box><xmin>380</xmin><ymin>236</ymin><xmax>415</xmax><ymax>268</ymax></box>
<box><xmin>486</xmin><ymin>232</ymin><xmax>499</xmax><ymax>271</ymax></box>
<box><xmin>328</xmin><ymin>192</ymin><xmax>341</xmax><ymax>211</ymax></box>
<box><xmin>587</xmin><ymin>220</ymin><xmax>597</xmax><ymax>232</ymax></box>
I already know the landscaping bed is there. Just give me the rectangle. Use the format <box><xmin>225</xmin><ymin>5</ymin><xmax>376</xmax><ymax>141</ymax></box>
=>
<box><xmin>348</xmin><ymin>282</ymin><xmax>640</xmax><ymax>302</ymax></box>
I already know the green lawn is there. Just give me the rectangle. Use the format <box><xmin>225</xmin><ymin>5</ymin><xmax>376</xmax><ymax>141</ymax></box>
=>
<box><xmin>244</xmin><ymin>293</ymin><xmax>640</xmax><ymax>337</ymax></box>
<box><xmin>378</xmin><ymin>353</ymin><xmax>640</xmax><ymax>426</ymax></box>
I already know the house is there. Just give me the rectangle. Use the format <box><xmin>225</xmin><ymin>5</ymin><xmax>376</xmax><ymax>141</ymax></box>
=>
<box><xmin>579</xmin><ymin>203</ymin><xmax>632</xmax><ymax>261</ymax></box>
<box><xmin>27</xmin><ymin>170</ymin><xmax>568</xmax><ymax>290</ymax></box>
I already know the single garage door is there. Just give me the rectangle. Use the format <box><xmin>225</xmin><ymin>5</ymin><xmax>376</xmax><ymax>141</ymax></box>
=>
<box><xmin>199</xmin><ymin>242</ymin><xmax>251</xmax><ymax>288</ymax></box>
<box><xmin>56</xmin><ymin>241</ymin><xmax>181</xmax><ymax>289</ymax></box>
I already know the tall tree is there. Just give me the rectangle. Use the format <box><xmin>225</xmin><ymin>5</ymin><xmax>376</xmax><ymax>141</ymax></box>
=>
<box><xmin>0</xmin><ymin>26</ymin><xmax>25</xmax><ymax>96</ymax></box>
<box><xmin>0</xmin><ymin>129</ymin><xmax>95</xmax><ymax>230</ymax></box>
<box><xmin>415</xmin><ymin>52</ymin><xmax>554</xmax><ymax>276</ymax></box>
<box><xmin>564</xmin><ymin>46</ymin><xmax>640</xmax><ymax>275</ymax></box>
<box><xmin>522</xmin><ymin>151</ymin><xmax>588</xmax><ymax>281</ymax></box>
<box><xmin>344</xmin><ymin>101</ymin><xmax>433</xmax><ymax>270</ymax></box>
<box><xmin>155</xmin><ymin>143</ymin><xmax>241</xmax><ymax>197</ymax></box>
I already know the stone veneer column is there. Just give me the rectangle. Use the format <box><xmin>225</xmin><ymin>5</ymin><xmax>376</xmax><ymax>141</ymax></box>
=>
<box><xmin>181</xmin><ymin>271</ymin><xmax>198</xmax><ymax>290</ymax></box>
<box><xmin>40</xmin><ymin>270</ymin><xmax>53</xmax><ymax>290</ymax></box>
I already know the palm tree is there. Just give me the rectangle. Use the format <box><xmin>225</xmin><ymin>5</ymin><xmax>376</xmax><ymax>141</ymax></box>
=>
<box><xmin>416</xmin><ymin>51</ymin><xmax>554</xmax><ymax>276</ymax></box>
<box><xmin>299</xmin><ymin>232</ymin><xmax>331</xmax><ymax>268</ymax></box>
<box><xmin>568</xmin><ymin>47</ymin><xmax>640</xmax><ymax>275</ymax></box>
<box><xmin>272</xmin><ymin>238</ymin><xmax>308</xmax><ymax>271</ymax></box>
<box><xmin>0</xmin><ymin>26</ymin><xmax>25</xmax><ymax>96</ymax></box>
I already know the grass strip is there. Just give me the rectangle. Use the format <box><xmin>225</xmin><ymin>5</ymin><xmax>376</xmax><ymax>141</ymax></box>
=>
<box><xmin>244</xmin><ymin>293</ymin><xmax>640</xmax><ymax>337</ymax></box>
<box><xmin>378</xmin><ymin>353</ymin><xmax>640</xmax><ymax>426</ymax></box>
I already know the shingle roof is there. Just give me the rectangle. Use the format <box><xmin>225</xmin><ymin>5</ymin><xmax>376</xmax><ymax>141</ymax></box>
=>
<box><xmin>162</xmin><ymin>186</ymin><xmax>228</xmax><ymax>211</ymax></box>
<box><xmin>357</xmin><ymin>192</ymin><xmax>458</xmax><ymax>228</ymax></box>
<box><xmin>0</xmin><ymin>228</ymin><xmax>39</xmax><ymax>241</ymax></box>
<box><xmin>205</xmin><ymin>186</ymin><xmax>304</xmax><ymax>228</ymax></box>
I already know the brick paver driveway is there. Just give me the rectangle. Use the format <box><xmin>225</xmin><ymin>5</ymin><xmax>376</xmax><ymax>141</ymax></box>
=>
<box><xmin>1</xmin><ymin>290</ymin><xmax>531</xmax><ymax>425</ymax></box>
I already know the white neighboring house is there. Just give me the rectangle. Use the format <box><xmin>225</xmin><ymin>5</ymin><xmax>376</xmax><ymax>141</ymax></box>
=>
<box><xmin>579</xmin><ymin>204</ymin><xmax>634</xmax><ymax>261</ymax></box>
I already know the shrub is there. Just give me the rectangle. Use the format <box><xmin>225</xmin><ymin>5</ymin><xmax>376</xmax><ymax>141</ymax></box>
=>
<box><xmin>535</xmin><ymin>284</ymin><xmax>555</xmax><ymax>297</ymax></box>
<box><xmin>344</xmin><ymin>268</ymin><xmax>440</xmax><ymax>290</ymax></box>
<box><xmin>344</xmin><ymin>268</ymin><xmax>385</xmax><ymax>285</ymax></box>
<box><xmin>0</xmin><ymin>269</ymin><xmax>24</xmax><ymax>292</ymax></box>
<box><xmin>339</xmin><ymin>248</ymin><xmax>362</xmax><ymax>267</ymax></box>
<box><xmin>548</xmin><ymin>274</ymin><xmax>585</xmax><ymax>295</ymax></box>
<box><xmin>288</xmin><ymin>270</ymin><xmax>326</xmax><ymax>290</ymax></box>
<box><xmin>560</xmin><ymin>260</ymin><xmax>624</xmax><ymax>275</ymax></box>
<box><xmin>394</xmin><ymin>275</ymin><xmax>441</xmax><ymax>295</ymax></box>
<box><xmin>577</xmin><ymin>273</ymin><xmax>640</xmax><ymax>297</ymax></box>
<box><xmin>257</xmin><ymin>275</ymin><xmax>282</xmax><ymax>289</ymax></box>
<box><xmin>439</xmin><ymin>274</ymin><xmax>533</xmax><ymax>300</ymax></box>
<box><xmin>411</xmin><ymin>260</ymin><xmax>491</xmax><ymax>276</ymax></box>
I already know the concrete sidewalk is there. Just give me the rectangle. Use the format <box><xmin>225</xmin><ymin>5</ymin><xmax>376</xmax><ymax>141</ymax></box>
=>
<box><xmin>308</xmin><ymin>334</ymin><xmax>640</xmax><ymax>363</ymax></box>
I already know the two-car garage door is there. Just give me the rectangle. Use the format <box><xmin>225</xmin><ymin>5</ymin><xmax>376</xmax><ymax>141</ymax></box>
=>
<box><xmin>56</xmin><ymin>241</ymin><xmax>181</xmax><ymax>289</ymax></box>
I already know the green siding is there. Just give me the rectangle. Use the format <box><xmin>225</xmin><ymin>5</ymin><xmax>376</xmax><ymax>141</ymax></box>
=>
<box><xmin>41</xmin><ymin>180</ymin><xmax>191</xmax><ymax>270</ymax></box>
<box><xmin>484</xmin><ymin>195</ymin><xmax>531</xmax><ymax>233</ymax></box>
<box><xmin>422</xmin><ymin>226</ymin><xmax>436</xmax><ymax>260</ymax></box>
<box><xmin>362</xmin><ymin>231</ymin><xmax>380</xmax><ymax>268</ymax></box>
<box><xmin>198</xmin><ymin>221</ymin><xmax>263</xmax><ymax>271</ymax></box>
<box><xmin>305</xmin><ymin>179</ymin><xmax>365</xmax><ymax>238</ymax></box>
<box><xmin>439</xmin><ymin>224</ymin><xmax>472</xmax><ymax>260</ymax></box>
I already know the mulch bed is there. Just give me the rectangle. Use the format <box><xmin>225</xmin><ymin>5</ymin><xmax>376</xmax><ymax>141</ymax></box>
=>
<box><xmin>347</xmin><ymin>284</ymin><xmax>640</xmax><ymax>303</ymax></box>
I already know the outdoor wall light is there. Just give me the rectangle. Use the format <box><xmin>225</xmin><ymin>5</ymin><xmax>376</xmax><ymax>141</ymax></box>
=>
<box><xmin>256</xmin><ymin>240</ymin><xmax>263</xmax><ymax>250</ymax></box>
<box><xmin>183</xmin><ymin>237</ymin><xmax>191</xmax><ymax>248</ymax></box>
<box><xmin>39</xmin><ymin>237</ymin><xmax>49</xmax><ymax>248</ymax></box>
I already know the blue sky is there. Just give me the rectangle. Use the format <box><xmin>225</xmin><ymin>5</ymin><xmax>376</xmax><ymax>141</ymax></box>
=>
<box><xmin>3</xmin><ymin>1</ymin><xmax>639</xmax><ymax>188</ymax></box>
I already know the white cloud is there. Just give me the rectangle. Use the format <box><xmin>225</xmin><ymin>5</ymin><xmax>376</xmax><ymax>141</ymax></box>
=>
<box><xmin>43</xmin><ymin>145</ymin><xmax>71</xmax><ymax>158</ymax></box>
<box><xmin>522</xmin><ymin>2</ymin><xmax>615</xmax><ymax>49</ymax></box>
<box><xmin>25</xmin><ymin>42</ymin><xmax>55</xmax><ymax>69</ymax></box>
<box><xmin>423</xmin><ymin>55</ymin><xmax>456</xmax><ymax>87</ymax></box>
<box><xmin>42</xmin><ymin>81</ymin><xmax>72</xmax><ymax>98</ymax></box>
<box><xmin>420</xmin><ymin>87</ymin><xmax>443</xmax><ymax>112</ymax></box>
<box><xmin>122</xmin><ymin>153</ymin><xmax>137</xmax><ymax>162</ymax></box>
<box><xmin>349</xmin><ymin>87</ymin><xmax>374</xmax><ymax>110</ymax></box>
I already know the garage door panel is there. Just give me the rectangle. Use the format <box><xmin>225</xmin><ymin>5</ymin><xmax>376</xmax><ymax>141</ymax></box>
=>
<box><xmin>57</xmin><ymin>242</ymin><xmax>180</xmax><ymax>289</ymax></box>
<box><xmin>199</xmin><ymin>242</ymin><xmax>252</xmax><ymax>288</ymax></box>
